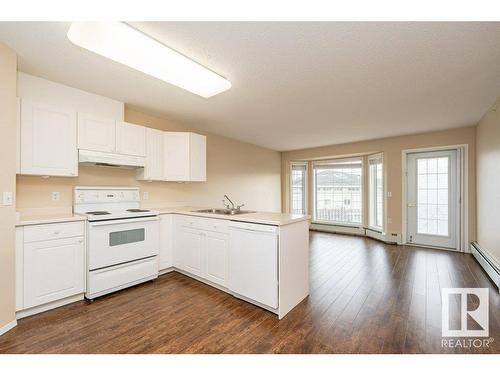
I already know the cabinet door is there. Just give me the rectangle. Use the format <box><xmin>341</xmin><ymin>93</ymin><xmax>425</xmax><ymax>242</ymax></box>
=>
<box><xmin>189</xmin><ymin>133</ymin><xmax>207</xmax><ymax>182</ymax></box>
<box><xmin>138</xmin><ymin>128</ymin><xmax>163</xmax><ymax>180</ymax></box>
<box><xmin>16</xmin><ymin>227</ymin><xmax>24</xmax><ymax>311</ymax></box>
<box><xmin>24</xmin><ymin>237</ymin><xmax>85</xmax><ymax>309</ymax></box>
<box><xmin>178</xmin><ymin>227</ymin><xmax>204</xmax><ymax>277</ymax></box>
<box><xmin>205</xmin><ymin>231</ymin><xmax>228</xmax><ymax>287</ymax></box>
<box><xmin>163</xmin><ymin>132</ymin><xmax>190</xmax><ymax>181</ymax></box>
<box><xmin>116</xmin><ymin>122</ymin><xmax>146</xmax><ymax>157</ymax></box>
<box><xmin>159</xmin><ymin>214</ymin><xmax>173</xmax><ymax>270</ymax></box>
<box><xmin>77</xmin><ymin>113</ymin><xmax>116</xmax><ymax>153</ymax></box>
<box><xmin>20</xmin><ymin>99</ymin><xmax>78</xmax><ymax>176</ymax></box>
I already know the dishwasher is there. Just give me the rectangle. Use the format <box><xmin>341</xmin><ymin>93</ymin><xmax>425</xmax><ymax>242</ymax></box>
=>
<box><xmin>228</xmin><ymin>221</ymin><xmax>279</xmax><ymax>309</ymax></box>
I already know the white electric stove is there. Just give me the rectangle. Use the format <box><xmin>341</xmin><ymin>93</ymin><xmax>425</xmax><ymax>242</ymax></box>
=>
<box><xmin>74</xmin><ymin>186</ymin><xmax>160</xmax><ymax>299</ymax></box>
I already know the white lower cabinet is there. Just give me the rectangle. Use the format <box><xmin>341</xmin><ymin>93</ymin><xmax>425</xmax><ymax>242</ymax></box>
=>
<box><xmin>16</xmin><ymin>222</ymin><xmax>85</xmax><ymax>314</ymax></box>
<box><xmin>173</xmin><ymin>215</ymin><xmax>229</xmax><ymax>287</ymax></box>
<box><xmin>179</xmin><ymin>228</ymin><xmax>205</xmax><ymax>277</ymax></box>
<box><xmin>205</xmin><ymin>231</ymin><xmax>229</xmax><ymax>287</ymax></box>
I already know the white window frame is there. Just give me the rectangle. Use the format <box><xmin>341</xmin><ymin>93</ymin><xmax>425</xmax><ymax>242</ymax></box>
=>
<box><xmin>312</xmin><ymin>157</ymin><xmax>363</xmax><ymax>227</ymax></box>
<box><xmin>289</xmin><ymin>161</ymin><xmax>308</xmax><ymax>215</ymax></box>
<box><xmin>368</xmin><ymin>153</ymin><xmax>384</xmax><ymax>232</ymax></box>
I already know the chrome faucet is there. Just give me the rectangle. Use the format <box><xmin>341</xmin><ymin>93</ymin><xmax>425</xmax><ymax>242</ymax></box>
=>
<box><xmin>223</xmin><ymin>195</ymin><xmax>245</xmax><ymax>212</ymax></box>
<box><xmin>223</xmin><ymin>194</ymin><xmax>235</xmax><ymax>209</ymax></box>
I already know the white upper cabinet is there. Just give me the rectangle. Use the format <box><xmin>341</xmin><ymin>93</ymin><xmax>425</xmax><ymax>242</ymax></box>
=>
<box><xmin>137</xmin><ymin>127</ymin><xmax>164</xmax><ymax>181</ymax></box>
<box><xmin>77</xmin><ymin>113</ymin><xmax>116</xmax><ymax>153</ymax></box>
<box><xmin>20</xmin><ymin>99</ymin><xmax>78</xmax><ymax>177</ymax></box>
<box><xmin>189</xmin><ymin>133</ymin><xmax>207</xmax><ymax>182</ymax></box>
<box><xmin>116</xmin><ymin>121</ymin><xmax>146</xmax><ymax>157</ymax></box>
<box><xmin>163</xmin><ymin>132</ymin><xmax>207</xmax><ymax>182</ymax></box>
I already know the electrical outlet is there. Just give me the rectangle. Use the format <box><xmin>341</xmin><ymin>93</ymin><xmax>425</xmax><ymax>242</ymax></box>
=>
<box><xmin>2</xmin><ymin>192</ymin><xmax>13</xmax><ymax>206</ymax></box>
<box><xmin>51</xmin><ymin>192</ymin><xmax>60</xmax><ymax>201</ymax></box>
<box><xmin>387</xmin><ymin>218</ymin><xmax>392</xmax><ymax>224</ymax></box>
<box><xmin>387</xmin><ymin>191</ymin><xmax>392</xmax><ymax>198</ymax></box>
<box><xmin>143</xmin><ymin>191</ymin><xmax>149</xmax><ymax>200</ymax></box>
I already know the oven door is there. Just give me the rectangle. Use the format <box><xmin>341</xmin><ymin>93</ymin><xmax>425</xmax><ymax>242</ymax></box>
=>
<box><xmin>88</xmin><ymin>216</ymin><xmax>159</xmax><ymax>270</ymax></box>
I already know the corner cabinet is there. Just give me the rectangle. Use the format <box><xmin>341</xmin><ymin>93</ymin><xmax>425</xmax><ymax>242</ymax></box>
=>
<box><xmin>173</xmin><ymin>215</ymin><xmax>229</xmax><ymax>287</ymax></box>
<box><xmin>19</xmin><ymin>99</ymin><xmax>78</xmax><ymax>177</ymax></box>
<box><xmin>164</xmin><ymin>132</ymin><xmax>206</xmax><ymax>182</ymax></box>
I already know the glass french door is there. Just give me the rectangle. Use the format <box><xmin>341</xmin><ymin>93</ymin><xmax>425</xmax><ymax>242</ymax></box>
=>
<box><xmin>406</xmin><ymin>150</ymin><xmax>459</xmax><ymax>249</ymax></box>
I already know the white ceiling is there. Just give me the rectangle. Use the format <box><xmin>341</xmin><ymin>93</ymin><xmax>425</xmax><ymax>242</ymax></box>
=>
<box><xmin>1</xmin><ymin>22</ymin><xmax>500</xmax><ymax>151</ymax></box>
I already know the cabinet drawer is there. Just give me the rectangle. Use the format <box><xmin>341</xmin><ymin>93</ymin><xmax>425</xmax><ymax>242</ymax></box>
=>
<box><xmin>24</xmin><ymin>221</ymin><xmax>85</xmax><ymax>243</ymax></box>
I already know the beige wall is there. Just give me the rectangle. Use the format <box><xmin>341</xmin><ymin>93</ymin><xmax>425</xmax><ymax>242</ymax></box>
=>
<box><xmin>17</xmin><ymin>108</ymin><xmax>282</xmax><ymax>212</ymax></box>
<box><xmin>282</xmin><ymin>126</ymin><xmax>476</xmax><ymax>241</ymax></box>
<box><xmin>0</xmin><ymin>43</ymin><xmax>17</xmax><ymax>328</ymax></box>
<box><xmin>476</xmin><ymin>97</ymin><xmax>500</xmax><ymax>267</ymax></box>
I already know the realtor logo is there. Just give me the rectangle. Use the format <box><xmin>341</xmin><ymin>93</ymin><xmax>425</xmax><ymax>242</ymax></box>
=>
<box><xmin>441</xmin><ymin>288</ymin><xmax>489</xmax><ymax>337</ymax></box>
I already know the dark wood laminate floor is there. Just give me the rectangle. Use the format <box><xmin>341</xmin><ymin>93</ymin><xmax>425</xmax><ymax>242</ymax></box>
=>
<box><xmin>1</xmin><ymin>231</ymin><xmax>498</xmax><ymax>354</ymax></box>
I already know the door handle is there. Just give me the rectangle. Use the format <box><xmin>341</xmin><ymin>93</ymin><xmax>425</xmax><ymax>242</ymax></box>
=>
<box><xmin>407</xmin><ymin>203</ymin><xmax>416</xmax><ymax>208</ymax></box>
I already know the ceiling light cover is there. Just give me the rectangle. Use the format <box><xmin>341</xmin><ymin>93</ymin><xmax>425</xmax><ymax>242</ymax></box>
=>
<box><xmin>67</xmin><ymin>22</ymin><xmax>231</xmax><ymax>98</ymax></box>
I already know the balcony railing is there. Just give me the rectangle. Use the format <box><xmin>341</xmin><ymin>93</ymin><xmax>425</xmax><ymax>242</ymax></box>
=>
<box><xmin>314</xmin><ymin>207</ymin><xmax>362</xmax><ymax>224</ymax></box>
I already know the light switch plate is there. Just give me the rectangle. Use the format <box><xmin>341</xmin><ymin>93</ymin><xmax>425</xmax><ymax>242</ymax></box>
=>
<box><xmin>143</xmin><ymin>192</ymin><xmax>149</xmax><ymax>200</ymax></box>
<box><xmin>2</xmin><ymin>192</ymin><xmax>13</xmax><ymax>206</ymax></box>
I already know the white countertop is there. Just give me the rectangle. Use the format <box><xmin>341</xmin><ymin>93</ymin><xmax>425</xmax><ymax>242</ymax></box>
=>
<box><xmin>16</xmin><ymin>208</ymin><xmax>86</xmax><ymax>227</ymax></box>
<box><xmin>15</xmin><ymin>206</ymin><xmax>310</xmax><ymax>227</ymax></box>
<box><xmin>151</xmin><ymin>206</ymin><xmax>310</xmax><ymax>226</ymax></box>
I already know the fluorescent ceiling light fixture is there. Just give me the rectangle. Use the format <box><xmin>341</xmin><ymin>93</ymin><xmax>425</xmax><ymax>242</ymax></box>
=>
<box><xmin>67</xmin><ymin>22</ymin><xmax>231</xmax><ymax>98</ymax></box>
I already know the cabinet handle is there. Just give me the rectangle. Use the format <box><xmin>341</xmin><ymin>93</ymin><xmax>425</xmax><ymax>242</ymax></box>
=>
<box><xmin>78</xmin><ymin>239</ymin><xmax>84</xmax><ymax>244</ymax></box>
<box><xmin>53</xmin><ymin>231</ymin><xmax>60</xmax><ymax>235</ymax></box>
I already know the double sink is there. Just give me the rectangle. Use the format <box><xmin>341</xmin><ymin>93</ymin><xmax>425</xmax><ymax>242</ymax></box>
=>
<box><xmin>192</xmin><ymin>208</ymin><xmax>255</xmax><ymax>216</ymax></box>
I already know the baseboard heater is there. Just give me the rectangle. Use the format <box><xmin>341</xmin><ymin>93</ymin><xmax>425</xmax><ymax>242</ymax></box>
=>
<box><xmin>470</xmin><ymin>242</ymin><xmax>500</xmax><ymax>291</ymax></box>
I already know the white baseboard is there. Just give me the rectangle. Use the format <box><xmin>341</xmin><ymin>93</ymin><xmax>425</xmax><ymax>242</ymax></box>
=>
<box><xmin>0</xmin><ymin>319</ymin><xmax>17</xmax><ymax>336</ymax></box>
<box><xmin>470</xmin><ymin>242</ymin><xmax>500</xmax><ymax>292</ymax></box>
<box><xmin>159</xmin><ymin>267</ymin><xmax>175</xmax><ymax>276</ymax></box>
<box><xmin>365</xmin><ymin>228</ymin><xmax>402</xmax><ymax>244</ymax></box>
<box><xmin>310</xmin><ymin>223</ymin><xmax>365</xmax><ymax>236</ymax></box>
<box><xmin>310</xmin><ymin>223</ymin><xmax>402</xmax><ymax>245</ymax></box>
<box><xmin>16</xmin><ymin>294</ymin><xmax>84</xmax><ymax>320</ymax></box>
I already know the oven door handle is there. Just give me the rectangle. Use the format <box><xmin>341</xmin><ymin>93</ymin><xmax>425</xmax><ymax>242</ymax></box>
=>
<box><xmin>89</xmin><ymin>216</ymin><xmax>159</xmax><ymax>227</ymax></box>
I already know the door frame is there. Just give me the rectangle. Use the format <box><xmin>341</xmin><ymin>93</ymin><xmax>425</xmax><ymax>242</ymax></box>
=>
<box><xmin>401</xmin><ymin>144</ymin><xmax>468</xmax><ymax>252</ymax></box>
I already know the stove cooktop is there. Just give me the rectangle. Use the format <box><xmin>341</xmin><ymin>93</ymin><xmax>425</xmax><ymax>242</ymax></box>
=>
<box><xmin>85</xmin><ymin>211</ymin><xmax>111</xmax><ymax>215</ymax></box>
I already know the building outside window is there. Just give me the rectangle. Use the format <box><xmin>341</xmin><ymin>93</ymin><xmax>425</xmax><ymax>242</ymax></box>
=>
<box><xmin>313</xmin><ymin>158</ymin><xmax>363</xmax><ymax>225</ymax></box>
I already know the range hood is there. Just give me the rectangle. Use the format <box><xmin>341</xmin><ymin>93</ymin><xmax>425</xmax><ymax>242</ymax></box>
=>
<box><xmin>79</xmin><ymin>149</ymin><xmax>145</xmax><ymax>169</ymax></box>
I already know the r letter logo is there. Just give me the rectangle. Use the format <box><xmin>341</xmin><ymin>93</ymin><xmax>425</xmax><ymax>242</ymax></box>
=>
<box><xmin>441</xmin><ymin>288</ymin><xmax>489</xmax><ymax>337</ymax></box>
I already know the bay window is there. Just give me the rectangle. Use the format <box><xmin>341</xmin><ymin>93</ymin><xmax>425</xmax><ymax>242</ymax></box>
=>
<box><xmin>313</xmin><ymin>158</ymin><xmax>362</xmax><ymax>225</ymax></box>
<box><xmin>368</xmin><ymin>154</ymin><xmax>384</xmax><ymax>230</ymax></box>
<box><xmin>290</xmin><ymin>162</ymin><xmax>307</xmax><ymax>215</ymax></box>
